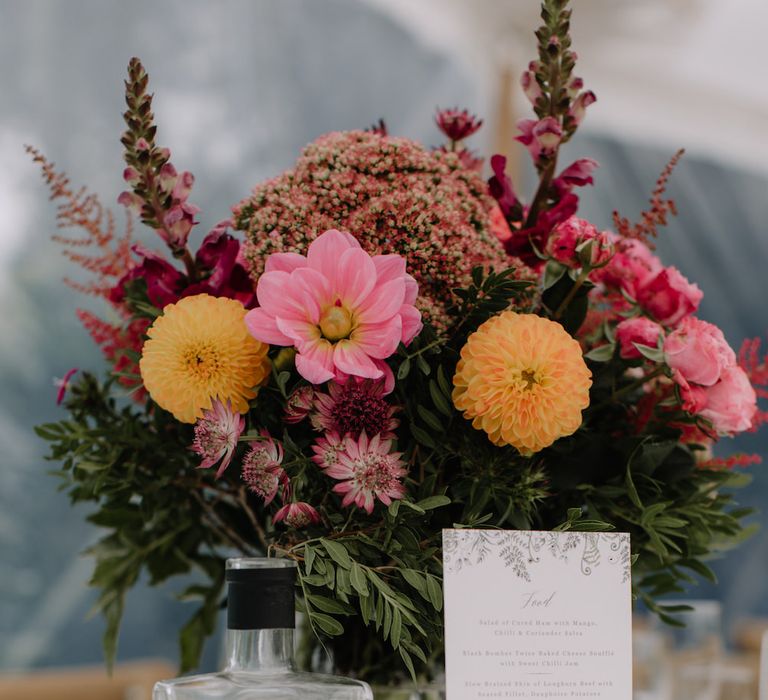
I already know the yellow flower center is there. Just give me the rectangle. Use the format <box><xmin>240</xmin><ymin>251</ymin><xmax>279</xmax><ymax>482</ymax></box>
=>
<box><xmin>182</xmin><ymin>343</ymin><xmax>222</xmax><ymax>381</ymax></box>
<box><xmin>320</xmin><ymin>303</ymin><xmax>354</xmax><ymax>341</ymax></box>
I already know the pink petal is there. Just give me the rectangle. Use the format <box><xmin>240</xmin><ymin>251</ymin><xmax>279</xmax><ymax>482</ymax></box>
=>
<box><xmin>306</xmin><ymin>230</ymin><xmax>358</xmax><ymax>279</ymax></box>
<box><xmin>373</xmin><ymin>255</ymin><xmax>407</xmax><ymax>284</ymax></box>
<box><xmin>356</xmin><ymin>277</ymin><xmax>405</xmax><ymax>321</ymax></box>
<box><xmin>292</xmin><ymin>267</ymin><xmax>333</xmax><ymax>321</ymax></box>
<box><xmin>276</xmin><ymin>317</ymin><xmax>322</xmax><ymax>347</ymax></box>
<box><xmin>265</xmin><ymin>252</ymin><xmax>307</xmax><ymax>273</ymax></box>
<box><xmin>256</xmin><ymin>271</ymin><xmax>312</xmax><ymax>321</ymax></box>
<box><xmin>245</xmin><ymin>307</ymin><xmax>293</xmax><ymax>345</ymax></box>
<box><xmin>352</xmin><ymin>316</ymin><xmax>402</xmax><ymax>359</ymax></box>
<box><xmin>399</xmin><ymin>305</ymin><xmax>423</xmax><ymax>345</ymax></box>
<box><xmin>403</xmin><ymin>274</ymin><xmax>419</xmax><ymax>305</ymax></box>
<box><xmin>333</xmin><ymin>340</ymin><xmax>384</xmax><ymax>379</ymax></box>
<box><xmin>295</xmin><ymin>340</ymin><xmax>335</xmax><ymax>384</ymax></box>
<box><xmin>373</xmin><ymin>360</ymin><xmax>396</xmax><ymax>394</ymax></box>
<box><xmin>335</xmin><ymin>247</ymin><xmax>376</xmax><ymax>308</ymax></box>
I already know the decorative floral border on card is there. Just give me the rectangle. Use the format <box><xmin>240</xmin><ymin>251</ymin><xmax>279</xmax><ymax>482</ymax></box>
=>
<box><xmin>443</xmin><ymin>530</ymin><xmax>631</xmax><ymax>584</ymax></box>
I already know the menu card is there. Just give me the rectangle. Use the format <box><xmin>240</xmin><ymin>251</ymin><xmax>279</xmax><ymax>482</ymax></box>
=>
<box><xmin>443</xmin><ymin>529</ymin><xmax>632</xmax><ymax>699</ymax></box>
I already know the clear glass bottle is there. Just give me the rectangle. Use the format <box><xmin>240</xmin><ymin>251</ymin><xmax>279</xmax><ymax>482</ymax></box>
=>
<box><xmin>154</xmin><ymin>558</ymin><xmax>373</xmax><ymax>699</ymax></box>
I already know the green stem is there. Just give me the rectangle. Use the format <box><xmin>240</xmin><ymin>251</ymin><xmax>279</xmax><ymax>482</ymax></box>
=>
<box><xmin>552</xmin><ymin>267</ymin><xmax>588</xmax><ymax>320</ymax></box>
<box><xmin>591</xmin><ymin>366</ymin><xmax>667</xmax><ymax>412</ymax></box>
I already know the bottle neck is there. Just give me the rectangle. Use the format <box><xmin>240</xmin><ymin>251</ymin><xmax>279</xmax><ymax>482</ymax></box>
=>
<box><xmin>225</xmin><ymin>627</ymin><xmax>295</xmax><ymax>673</ymax></box>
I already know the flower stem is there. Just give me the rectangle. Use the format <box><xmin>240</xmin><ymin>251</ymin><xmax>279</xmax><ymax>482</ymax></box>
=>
<box><xmin>552</xmin><ymin>267</ymin><xmax>588</xmax><ymax>320</ymax></box>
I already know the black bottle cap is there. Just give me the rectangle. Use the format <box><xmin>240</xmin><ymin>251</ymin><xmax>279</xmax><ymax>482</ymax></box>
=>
<box><xmin>226</xmin><ymin>562</ymin><xmax>297</xmax><ymax>630</ymax></box>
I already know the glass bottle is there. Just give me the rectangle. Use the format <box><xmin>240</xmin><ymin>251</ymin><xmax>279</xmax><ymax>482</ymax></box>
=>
<box><xmin>154</xmin><ymin>558</ymin><xmax>373</xmax><ymax>699</ymax></box>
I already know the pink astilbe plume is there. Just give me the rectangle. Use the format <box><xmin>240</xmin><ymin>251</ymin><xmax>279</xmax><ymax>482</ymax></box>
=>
<box><xmin>26</xmin><ymin>146</ymin><xmax>134</xmax><ymax>300</ymax></box>
<box><xmin>245</xmin><ymin>229</ymin><xmax>422</xmax><ymax>385</ymax></box>
<box><xmin>612</xmin><ymin>149</ymin><xmax>684</xmax><ymax>248</ymax></box>
<box><xmin>738</xmin><ymin>336</ymin><xmax>768</xmax><ymax>430</ymax></box>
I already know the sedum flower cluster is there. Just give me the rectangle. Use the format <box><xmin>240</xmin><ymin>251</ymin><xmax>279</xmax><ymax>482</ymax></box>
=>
<box><xmin>33</xmin><ymin>0</ymin><xmax>767</xmax><ymax>687</ymax></box>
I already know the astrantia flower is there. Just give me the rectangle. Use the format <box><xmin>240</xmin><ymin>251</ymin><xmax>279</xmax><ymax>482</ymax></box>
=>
<box><xmin>452</xmin><ymin>311</ymin><xmax>592</xmax><ymax>454</ymax></box>
<box><xmin>140</xmin><ymin>294</ymin><xmax>270</xmax><ymax>423</ymax></box>
<box><xmin>435</xmin><ymin>107</ymin><xmax>483</xmax><ymax>142</ymax></box>
<box><xmin>324</xmin><ymin>432</ymin><xmax>407</xmax><ymax>514</ymax></box>
<box><xmin>312</xmin><ymin>380</ymin><xmax>398</xmax><ymax>439</ymax></box>
<box><xmin>241</xmin><ymin>431</ymin><xmax>287</xmax><ymax>504</ymax></box>
<box><xmin>273</xmin><ymin>502</ymin><xmax>321</xmax><ymax>528</ymax></box>
<box><xmin>191</xmin><ymin>399</ymin><xmax>244</xmax><ymax>477</ymax></box>
<box><xmin>284</xmin><ymin>385</ymin><xmax>315</xmax><ymax>424</ymax></box>
<box><xmin>245</xmin><ymin>229</ymin><xmax>422</xmax><ymax>385</ymax></box>
<box><xmin>311</xmin><ymin>431</ymin><xmax>347</xmax><ymax>470</ymax></box>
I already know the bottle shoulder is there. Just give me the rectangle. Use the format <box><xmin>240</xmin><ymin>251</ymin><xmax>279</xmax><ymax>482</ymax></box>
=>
<box><xmin>153</xmin><ymin>669</ymin><xmax>373</xmax><ymax>699</ymax></box>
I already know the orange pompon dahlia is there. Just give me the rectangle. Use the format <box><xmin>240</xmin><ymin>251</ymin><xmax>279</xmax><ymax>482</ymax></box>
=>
<box><xmin>452</xmin><ymin>311</ymin><xmax>591</xmax><ymax>455</ymax></box>
<box><xmin>140</xmin><ymin>294</ymin><xmax>270</xmax><ymax>423</ymax></box>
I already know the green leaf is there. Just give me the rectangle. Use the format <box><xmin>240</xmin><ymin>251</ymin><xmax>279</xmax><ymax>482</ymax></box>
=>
<box><xmin>321</xmin><ymin>539</ymin><xmax>352</xmax><ymax>569</ymax></box>
<box><xmin>350</xmin><ymin>563</ymin><xmax>369</xmax><ymax>597</ymax></box>
<box><xmin>304</xmin><ymin>545</ymin><xmax>316</xmax><ymax>576</ymax></box>
<box><xmin>308</xmin><ymin>594</ymin><xmax>352</xmax><ymax>615</ymax></box>
<box><xmin>426</xmin><ymin>575</ymin><xmax>443</xmax><ymax>612</ymax></box>
<box><xmin>417</xmin><ymin>405</ymin><xmax>444</xmax><ymax>433</ymax></box>
<box><xmin>415</xmin><ymin>495</ymin><xmax>451</xmax><ymax>511</ymax></box>
<box><xmin>399</xmin><ymin>647</ymin><xmax>417</xmax><ymax>683</ymax></box>
<box><xmin>312</xmin><ymin>612</ymin><xmax>345</xmax><ymax>636</ymax></box>
<box><xmin>679</xmin><ymin>559</ymin><xmax>717</xmax><ymax>584</ymax></box>
<box><xmin>543</xmin><ymin>261</ymin><xmax>567</xmax><ymax>290</ymax></box>
<box><xmin>634</xmin><ymin>343</ymin><xmax>665</xmax><ymax>363</ymax></box>
<box><xmin>410</xmin><ymin>424</ymin><xmax>437</xmax><ymax>449</ymax></box>
<box><xmin>584</xmin><ymin>344</ymin><xmax>615</xmax><ymax>362</ymax></box>
<box><xmin>429</xmin><ymin>380</ymin><xmax>454</xmax><ymax>418</ymax></box>
<box><xmin>397</xmin><ymin>358</ymin><xmax>411</xmax><ymax>380</ymax></box>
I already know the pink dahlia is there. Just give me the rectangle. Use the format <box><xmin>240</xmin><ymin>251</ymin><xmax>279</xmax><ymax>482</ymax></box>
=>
<box><xmin>312</xmin><ymin>380</ymin><xmax>398</xmax><ymax>439</ymax></box>
<box><xmin>234</xmin><ymin>130</ymin><xmax>511</xmax><ymax>330</ymax></box>
<box><xmin>241</xmin><ymin>431</ymin><xmax>287</xmax><ymax>505</ymax></box>
<box><xmin>324</xmin><ymin>432</ymin><xmax>407</xmax><ymax>514</ymax></box>
<box><xmin>191</xmin><ymin>399</ymin><xmax>244</xmax><ymax>477</ymax></box>
<box><xmin>245</xmin><ymin>229</ymin><xmax>422</xmax><ymax>385</ymax></box>
<box><xmin>273</xmin><ymin>502</ymin><xmax>321</xmax><ymax>528</ymax></box>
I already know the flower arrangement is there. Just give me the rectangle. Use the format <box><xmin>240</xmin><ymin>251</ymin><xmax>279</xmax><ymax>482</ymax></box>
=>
<box><xmin>33</xmin><ymin>0</ymin><xmax>766</xmax><ymax>685</ymax></box>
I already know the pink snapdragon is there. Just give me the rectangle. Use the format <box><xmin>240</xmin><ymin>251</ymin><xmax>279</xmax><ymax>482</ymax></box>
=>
<box><xmin>517</xmin><ymin>117</ymin><xmax>563</xmax><ymax>162</ymax></box>
<box><xmin>637</xmin><ymin>267</ymin><xmax>702</xmax><ymax>327</ymax></box>
<box><xmin>616</xmin><ymin>318</ymin><xmax>663</xmax><ymax>360</ymax></box>
<box><xmin>191</xmin><ymin>399</ymin><xmax>244</xmax><ymax>477</ymax></box>
<box><xmin>521</xmin><ymin>62</ymin><xmax>543</xmax><ymax>105</ymax></box>
<box><xmin>322</xmin><ymin>432</ymin><xmax>407</xmax><ymax>514</ymax></box>
<box><xmin>245</xmin><ymin>229</ymin><xmax>422</xmax><ymax>385</ymax></box>
<box><xmin>664</xmin><ymin>317</ymin><xmax>736</xmax><ymax>386</ymax></box>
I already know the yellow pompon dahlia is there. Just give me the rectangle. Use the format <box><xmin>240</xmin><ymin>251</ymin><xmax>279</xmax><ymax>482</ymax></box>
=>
<box><xmin>452</xmin><ymin>311</ymin><xmax>591</xmax><ymax>455</ymax></box>
<box><xmin>140</xmin><ymin>294</ymin><xmax>270</xmax><ymax>423</ymax></box>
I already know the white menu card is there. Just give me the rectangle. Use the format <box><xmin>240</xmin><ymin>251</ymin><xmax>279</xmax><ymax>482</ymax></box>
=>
<box><xmin>443</xmin><ymin>529</ymin><xmax>632</xmax><ymax>699</ymax></box>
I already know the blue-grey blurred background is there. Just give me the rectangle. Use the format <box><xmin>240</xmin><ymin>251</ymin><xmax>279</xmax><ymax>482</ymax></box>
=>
<box><xmin>1</xmin><ymin>0</ymin><xmax>766</xmax><ymax>673</ymax></box>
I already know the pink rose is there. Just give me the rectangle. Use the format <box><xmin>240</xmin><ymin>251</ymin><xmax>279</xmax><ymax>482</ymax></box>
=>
<box><xmin>637</xmin><ymin>266</ymin><xmax>702</xmax><ymax>326</ymax></box>
<box><xmin>547</xmin><ymin>216</ymin><xmax>597</xmax><ymax>264</ymax></box>
<box><xmin>699</xmin><ymin>366</ymin><xmax>757</xmax><ymax>434</ymax></box>
<box><xmin>664</xmin><ymin>317</ymin><xmax>736</xmax><ymax>386</ymax></box>
<box><xmin>594</xmin><ymin>238</ymin><xmax>662</xmax><ymax>298</ymax></box>
<box><xmin>616</xmin><ymin>317</ymin><xmax>663</xmax><ymax>359</ymax></box>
